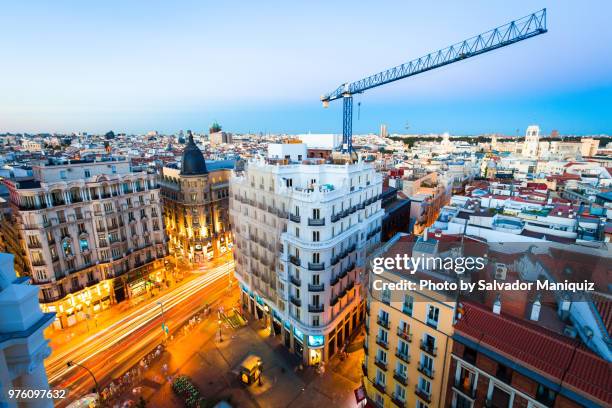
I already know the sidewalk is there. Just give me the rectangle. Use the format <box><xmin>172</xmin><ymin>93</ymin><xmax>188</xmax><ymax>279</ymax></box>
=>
<box><xmin>115</xmin><ymin>291</ymin><xmax>364</xmax><ymax>408</ymax></box>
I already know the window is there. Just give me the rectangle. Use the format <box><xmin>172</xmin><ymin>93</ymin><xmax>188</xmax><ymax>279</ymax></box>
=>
<box><xmin>395</xmin><ymin>361</ymin><xmax>407</xmax><ymax>378</ymax></box>
<box><xmin>463</xmin><ymin>346</ymin><xmax>477</xmax><ymax>365</ymax></box>
<box><xmin>420</xmin><ymin>354</ymin><xmax>434</xmax><ymax>377</ymax></box>
<box><xmin>426</xmin><ymin>305</ymin><xmax>440</xmax><ymax>328</ymax></box>
<box><xmin>403</xmin><ymin>294</ymin><xmax>413</xmax><ymax>316</ymax></box>
<box><xmin>377</xmin><ymin>327</ymin><xmax>388</xmax><ymax>344</ymax></box>
<box><xmin>312</xmin><ymin>316</ymin><xmax>319</xmax><ymax>327</ymax></box>
<box><xmin>312</xmin><ymin>208</ymin><xmax>320</xmax><ymax>219</ymax></box>
<box><xmin>312</xmin><ymin>230</ymin><xmax>320</xmax><ymax>242</ymax></box>
<box><xmin>382</xmin><ymin>288</ymin><xmax>391</xmax><ymax>304</ymax></box>
<box><xmin>397</xmin><ymin>339</ymin><xmax>409</xmax><ymax>357</ymax></box>
<box><xmin>312</xmin><ymin>274</ymin><xmax>319</xmax><ymax>285</ymax></box>
<box><xmin>416</xmin><ymin>401</ymin><xmax>429</xmax><ymax>408</ymax></box>
<box><xmin>394</xmin><ymin>383</ymin><xmax>406</xmax><ymax>401</ymax></box>
<box><xmin>84</xmin><ymin>169</ymin><xmax>91</xmax><ymax>178</ymax></box>
<box><xmin>378</xmin><ymin>309</ymin><xmax>389</xmax><ymax>325</ymax></box>
<box><xmin>295</xmin><ymin>227</ymin><xmax>300</xmax><ymax>238</ymax></box>
<box><xmin>536</xmin><ymin>384</ymin><xmax>557</xmax><ymax>406</ymax></box>
<box><xmin>423</xmin><ymin>334</ymin><xmax>436</xmax><ymax>355</ymax></box>
<box><xmin>418</xmin><ymin>376</ymin><xmax>431</xmax><ymax>395</ymax></box>
<box><xmin>375</xmin><ymin>369</ymin><xmax>386</xmax><ymax>387</ymax></box>
<box><xmin>376</xmin><ymin>348</ymin><xmax>387</xmax><ymax>364</ymax></box>
<box><xmin>312</xmin><ymin>253</ymin><xmax>320</xmax><ymax>263</ymax></box>
<box><xmin>496</xmin><ymin>363</ymin><xmax>512</xmax><ymax>384</ymax></box>
<box><xmin>60</xmin><ymin>170</ymin><xmax>67</xmax><ymax>180</ymax></box>
<box><xmin>457</xmin><ymin>365</ymin><xmax>476</xmax><ymax>397</ymax></box>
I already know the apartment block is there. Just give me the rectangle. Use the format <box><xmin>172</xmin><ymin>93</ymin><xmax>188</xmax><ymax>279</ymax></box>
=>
<box><xmin>3</xmin><ymin>157</ymin><xmax>167</xmax><ymax>328</ymax></box>
<box><xmin>230</xmin><ymin>143</ymin><xmax>384</xmax><ymax>365</ymax></box>
<box><xmin>363</xmin><ymin>234</ymin><xmax>455</xmax><ymax>408</ymax></box>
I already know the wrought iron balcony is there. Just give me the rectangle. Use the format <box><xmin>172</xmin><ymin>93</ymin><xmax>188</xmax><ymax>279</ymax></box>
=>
<box><xmin>395</xmin><ymin>350</ymin><xmax>410</xmax><ymax>364</ymax></box>
<box><xmin>308</xmin><ymin>283</ymin><xmax>325</xmax><ymax>292</ymax></box>
<box><xmin>374</xmin><ymin>358</ymin><xmax>387</xmax><ymax>371</ymax></box>
<box><xmin>415</xmin><ymin>386</ymin><xmax>431</xmax><ymax>403</ymax></box>
<box><xmin>289</xmin><ymin>275</ymin><xmax>301</xmax><ymax>286</ymax></box>
<box><xmin>308</xmin><ymin>218</ymin><xmax>325</xmax><ymax>226</ymax></box>
<box><xmin>308</xmin><ymin>262</ymin><xmax>325</xmax><ymax>271</ymax></box>
<box><xmin>393</xmin><ymin>371</ymin><xmax>408</xmax><ymax>386</ymax></box>
<box><xmin>290</xmin><ymin>296</ymin><xmax>301</xmax><ymax>307</ymax></box>
<box><xmin>308</xmin><ymin>304</ymin><xmax>324</xmax><ymax>313</ymax></box>
<box><xmin>375</xmin><ymin>336</ymin><xmax>389</xmax><ymax>350</ymax></box>
<box><xmin>417</xmin><ymin>363</ymin><xmax>435</xmax><ymax>380</ymax></box>
<box><xmin>289</xmin><ymin>213</ymin><xmax>301</xmax><ymax>223</ymax></box>
<box><xmin>420</xmin><ymin>340</ymin><xmax>437</xmax><ymax>356</ymax></box>
<box><xmin>397</xmin><ymin>327</ymin><xmax>413</xmax><ymax>342</ymax></box>
<box><xmin>289</xmin><ymin>255</ymin><xmax>301</xmax><ymax>267</ymax></box>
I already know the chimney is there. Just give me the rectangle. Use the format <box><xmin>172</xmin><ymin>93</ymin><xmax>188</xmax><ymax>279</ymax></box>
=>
<box><xmin>530</xmin><ymin>295</ymin><xmax>541</xmax><ymax>321</ymax></box>
<box><xmin>493</xmin><ymin>294</ymin><xmax>501</xmax><ymax>315</ymax></box>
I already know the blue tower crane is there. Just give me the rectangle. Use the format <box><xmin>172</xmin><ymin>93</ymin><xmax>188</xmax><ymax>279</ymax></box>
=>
<box><xmin>321</xmin><ymin>9</ymin><xmax>547</xmax><ymax>156</ymax></box>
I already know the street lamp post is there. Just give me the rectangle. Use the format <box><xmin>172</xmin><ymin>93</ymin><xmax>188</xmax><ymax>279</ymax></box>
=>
<box><xmin>257</xmin><ymin>361</ymin><xmax>263</xmax><ymax>386</ymax></box>
<box><xmin>67</xmin><ymin>360</ymin><xmax>100</xmax><ymax>394</ymax></box>
<box><xmin>158</xmin><ymin>301</ymin><xmax>168</xmax><ymax>341</ymax></box>
<box><xmin>218</xmin><ymin>319</ymin><xmax>223</xmax><ymax>342</ymax></box>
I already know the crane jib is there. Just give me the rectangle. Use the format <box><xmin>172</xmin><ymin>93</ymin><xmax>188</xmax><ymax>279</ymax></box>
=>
<box><xmin>321</xmin><ymin>8</ymin><xmax>547</xmax><ymax>154</ymax></box>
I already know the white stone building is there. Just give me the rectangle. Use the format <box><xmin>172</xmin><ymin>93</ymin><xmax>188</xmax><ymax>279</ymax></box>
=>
<box><xmin>230</xmin><ymin>144</ymin><xmax>384</xmax><ymax>365</ymax></box>
<box><xmin>0</xmin><ymin>253</ymin><xmax>54</xmax><ymax>408</ymax></box>
<box><xmin>3</xmin><ymin>157</ymin><xmax>167</xmax><ymax>329</ymax></box>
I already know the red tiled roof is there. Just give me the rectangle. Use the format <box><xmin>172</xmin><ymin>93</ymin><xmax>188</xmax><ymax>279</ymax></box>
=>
<box><xmin>591</xmin><ymin>293</ymin><xmax>612</xmax><ymax>335</ymax></box>
<box><xmin>455</xmin><ymin>301</ymin><xmax>612</xmax><ymax>405</ymax></box>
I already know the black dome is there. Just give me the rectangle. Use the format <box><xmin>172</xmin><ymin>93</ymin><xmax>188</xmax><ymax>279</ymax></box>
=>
<box><xmin>181</xmin><ymin>133</ymin><xmax>208</xmax><ymax>175</ymax></box>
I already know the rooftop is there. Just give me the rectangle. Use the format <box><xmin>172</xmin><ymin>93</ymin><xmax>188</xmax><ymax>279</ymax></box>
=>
<box><xmin>455</xmin><ymin>301</ymin><xmax>612</xmax><ymax>406</ymax></box>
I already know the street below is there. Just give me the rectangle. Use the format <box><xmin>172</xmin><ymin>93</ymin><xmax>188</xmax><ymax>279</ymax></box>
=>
<box><xmin>46</xmin><ymin>261</ymin><xmax>234</xmax><ymax>406</ymax></box>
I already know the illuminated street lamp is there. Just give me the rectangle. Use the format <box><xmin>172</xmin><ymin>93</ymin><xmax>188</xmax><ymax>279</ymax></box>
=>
<box><xmin>257</xmin><ymin>360</ymin><xmax>263</xmax><ymax>386</ymax></box>
<box><xmin>67</xmin><ymin>360</ymin><xmax>99</xmax><ymax>393</ymax></box>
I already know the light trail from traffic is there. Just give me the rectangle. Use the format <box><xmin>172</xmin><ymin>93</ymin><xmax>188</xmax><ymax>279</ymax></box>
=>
<box><xmin>46</xmin><ymin>261</ymin><xmax>234</xmax><ymax>391</ymax></box>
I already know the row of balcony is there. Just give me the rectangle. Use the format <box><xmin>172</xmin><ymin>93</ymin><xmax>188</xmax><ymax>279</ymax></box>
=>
<box><xmin>371</xmin><ymin>381</ymin><xmax>430</xmax><ymax>407</ymax></box>
<box><xmin>367</xmin><ymin>226</ymin><xmax>382</xmax><ymax>240</ymax></box>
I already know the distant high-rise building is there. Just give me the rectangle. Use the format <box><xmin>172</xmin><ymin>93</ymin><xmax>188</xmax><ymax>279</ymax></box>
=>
<box><xmin>3</xmin><ymin>157</ymin><xmax>167</xmax><ymax>329</ymax></box>
<box><xmin>0</xmin><ymin>253</ymin><xmax>55</xmax><ymax>408</ymax></box>
<box><xmin>230</xmin><ymin>143</ymin><xmax>384</xmax><ymax>365</ymax></box>
<box><xmin>380</xmin><ymin>124</ymin><xmax>389</xmax><ymax>138</ymax></box>
<box><xmin>160</xmin><ymin>132</ymin><xmax>233</xmax><ymax>265</ymax></box>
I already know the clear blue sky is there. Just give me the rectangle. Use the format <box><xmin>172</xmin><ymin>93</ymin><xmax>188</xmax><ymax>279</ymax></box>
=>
<box><xmin>1</xmin><ymin>1</ymin><xmax>610</xmax><ymax>135</ymax></box>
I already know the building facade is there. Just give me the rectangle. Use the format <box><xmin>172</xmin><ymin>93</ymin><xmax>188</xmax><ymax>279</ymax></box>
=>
<box><xmin>160</xmin><ymin>134</ymin><xmax>232</xmax><ymax>265</ymax></box>
<box><xmin>363</xmin><ymin>234</ymin><xmax>455</xmax><ymax>408</ymax></box>
<box><xmin>3</xmin><ymin>157</ymin><xmax>167</xmax><ymax>329</ymax></box>
<box><xmin>230</xmin><ymin>144</ymin><xmax>384</xmax><ymax>365</ymax></box>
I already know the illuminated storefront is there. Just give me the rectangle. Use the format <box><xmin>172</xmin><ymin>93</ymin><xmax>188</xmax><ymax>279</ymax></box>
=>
<box><xmin>42</xmin><ymin>280</ymin><xmax>113</xmax><ymax>329</ymax></box>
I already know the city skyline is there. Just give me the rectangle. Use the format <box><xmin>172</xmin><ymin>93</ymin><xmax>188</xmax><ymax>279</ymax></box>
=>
<box><xmin>1</xmin><ymin>1</ymin><xmax>611</xmax><ymax>135</ymax></box>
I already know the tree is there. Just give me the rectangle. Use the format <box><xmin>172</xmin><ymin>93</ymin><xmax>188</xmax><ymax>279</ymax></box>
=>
<box><xmin>105</xmin><ymin>131</ymin><xmax>115</xmax><ymax>140</ymax></box>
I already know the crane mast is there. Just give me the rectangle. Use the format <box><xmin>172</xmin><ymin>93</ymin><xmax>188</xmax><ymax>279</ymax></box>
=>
<box><xmin>321</xmin><ymin>9</ymin><xmax>547</xmax><ymax>156</ymax></box>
